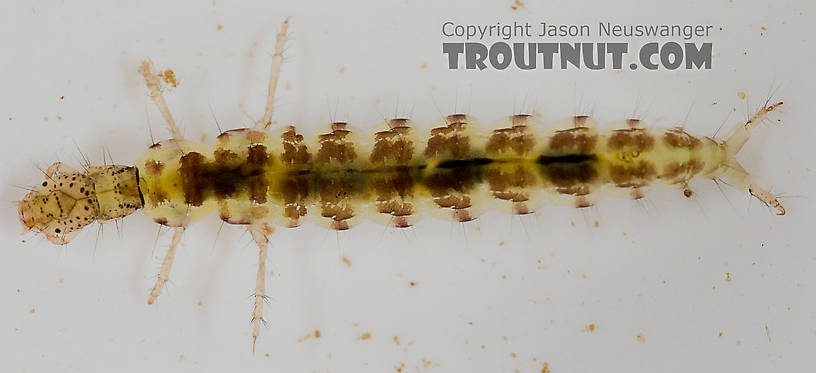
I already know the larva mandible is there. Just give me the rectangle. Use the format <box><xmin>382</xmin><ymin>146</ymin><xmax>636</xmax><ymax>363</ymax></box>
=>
<box><xmin>15</xmin><ymin>18</ymin><xmax>787</xmax><ymax>350</ymax></box>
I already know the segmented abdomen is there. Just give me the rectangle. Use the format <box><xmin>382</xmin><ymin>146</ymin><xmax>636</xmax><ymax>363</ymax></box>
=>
<box><xmin>135</xmin><ymin>115</ymin><xmax>724</xmax><ymax>230</ymax></box>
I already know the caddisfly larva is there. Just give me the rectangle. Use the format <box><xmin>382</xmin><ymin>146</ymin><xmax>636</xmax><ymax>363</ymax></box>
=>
<box><xmin>15</xmin><ymin>18</ymin><xmax>787</xmax><ymax>351</ymax></box>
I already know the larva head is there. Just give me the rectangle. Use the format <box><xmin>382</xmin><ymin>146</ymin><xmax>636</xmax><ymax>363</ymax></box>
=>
<box><xmin>18</xmin><ymin>164</ymin><xmax>143</xmax><ymax>244</ymax></box>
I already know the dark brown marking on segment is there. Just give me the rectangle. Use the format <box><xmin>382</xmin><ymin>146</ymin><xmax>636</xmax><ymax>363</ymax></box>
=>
<box><xmin>511</xmin><ymin>114</ymin><xmax>530</xmax><ymax>127</ymax></box>
<box><xmin>453</xmin><ymin>208</ymin><xmax>475</xmax><ymax>222</ymax></box>
<box><xmin>485</xmin><ymin>126</ymin><xmax>535</xmax><ymax>156</ymax></box>
<box><xmin>424</xmin><ymin>167</ymin><xmax>476</xmax><ymax>210</ymax></box>
<box><xmin>153</xmin><ymin>217</ymin><xmax>168</xmax><ymax>225</ymax></box>
<box><xmin>144</xmin><ymin>160</ymin><xmax>164</xmax><ymax>175</ymax></box>
<box><xmin>425</xmin><ymin>122</ymin><xmax>470</xmax><ymax>159</ymax></box>
<box><xmin>248</xmin><ymin>177</ymin><xmax>268</xmax><ymax>204</ymax></box>
<box><xmin>316</xmin><ymin>127</ymin><xmax>357</xmax><ymax>165</ymax></box>
<box><xmin>513</xmin><ymin>202</ymin><xmax>530</xmax><ymax>215</ymax></box>
<box><xmin>573</xmin><ymin>115</ymin><xmax>590</xmax><ymax>127</ymax></box>
<box><xmin>317</xmin><ymin>172</ymin><xmax>358</xmax><ymax>227</ymax></box>
<box><xmin>278</xmin><ymin>173</ymin><xmax>310</xmax><ymax>226</ymax></box>
<box><xmin>663</xmin><ymin>128</ymin><xmax>702</xmax><ymax>149</ymax></box>
<box><xmin>662</xmin><ymin>159</ymin><xmax>704</xmax><ymax>184</ymax></box>
<box><xmin>393</xmin><ymin>216</ymin><xmax>411</xmax><ymax>228</ymax></box>
<box><xmin>485</xmin><ymin>165</ymin><xmax>536</xmax><ymax>202</ymax></box>
<box><xmin>541</xmin><ymin>160</ymin><xmax>597</xmax><ymax>196</ymax></box>
<box><xmin>609</xmin><ymin>161</ymin><xmax>657</xmax><ymax>188</ymax></box>
<box><xmin>247</xmin><ymin>144</ymin><xmax>270</xmax><ymax>166</ymax></box>
<box><xmin>370</xmin><ymin>127</ymin><xmax>414</xmax><ymax>165</ymax></box>
<box><xmin>280</xmin><ymin>127</ymin><xmax>311</xmax><ymax>165</ymax></box>
<box><xmin>446</xmin><ymin>114</ymin><xmax>468</xmax><ymax>124</ymax></box>
<box><xmin>575</xmin><ymin>195</ymin><xmax>593</xmax><ymax>208</ymax></box>
<box><xmin>371</xmin><ymin>171</ymin><xmax>415</xmax><ymax>216</ymax></box>
<box><xmin>607</xmin><ymin>128</ymin><xmax>655</xmax><ymax>151</ymax></box>
<box><xmin>148</xmin><ymin>187</ymin><xmax>168</xmax><ymax>207</ymax></box>
<box><xmin>548</xmin><ymin>127</ymin><xmax>597</xmax><ymax>154</ymax></box>
<box><xmin>213</xmin><ymin>149</ymin><xmax>240</xmax><ymax>163</ymax></box>
<box><xmin>179</xmin><ymin>152</ymin><xmax>206</xmax><ymax>206</ymax></box>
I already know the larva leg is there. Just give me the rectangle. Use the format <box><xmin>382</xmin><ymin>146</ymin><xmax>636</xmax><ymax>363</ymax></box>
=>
<box><xmin>248</xmin><ymin>223</ymin><xmax>273</xmax><ymax>352</ymax></box>
<box><xmin>147</xmin><ymin>227</ymin><xmax>185</xmax><ymax>304</ymax></box>
<box><xmin>138</xmin><ymin>59</ymin><xmax>184</xmax><ymax>140</ymax></box>
<box><xmin>253</xmin><ymin>17</ymin><xmax>290</xmax><ymax>131</ymax></box>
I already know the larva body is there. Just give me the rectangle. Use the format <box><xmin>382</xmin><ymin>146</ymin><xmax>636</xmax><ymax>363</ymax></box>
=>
<box><xmin>132</xmin><ymin>115</ymin><xmax>730</xmax><ymax>232</ymax></box>
<box><xmin>20</xmin><ymin>114</ymin><xmax>749</xmax><ymax>240</ymax></box>
<box><xmin>14</xmin><ymin>18</ymin><xmax>787</xmax><ymax>351</ymax></box>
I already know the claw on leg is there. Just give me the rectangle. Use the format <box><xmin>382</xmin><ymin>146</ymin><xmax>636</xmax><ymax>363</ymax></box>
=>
<box><xmin>248</xmin><ymin>223</ymin><xmax>274</xmax><ymax>353</ymax></box>
<box><xmin>253</xmin><ymin>17</ymin><xmax>290</xmax><ymax>131</ymax></box>
<box><xmin>139</xmin><ymin>59</ymin><xmax>184</xmax><ymax>140</ymax></box>
<box><xmin>148</xmin><ymin>227</ymin><xmax>185</xmax><ymax>305</ymax></box>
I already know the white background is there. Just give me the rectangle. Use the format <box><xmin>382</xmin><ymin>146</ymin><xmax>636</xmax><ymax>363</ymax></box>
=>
<box><xmin>1</xmin><ymin>0</ymin><xmax>814</xmax><ymax>372</ymax></box>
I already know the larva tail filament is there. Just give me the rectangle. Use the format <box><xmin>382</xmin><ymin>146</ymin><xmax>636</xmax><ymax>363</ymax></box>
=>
<box><xmin>718</xmin><ymin>101</ymin><xmax>786</xmax><ymax>215</ymax></box>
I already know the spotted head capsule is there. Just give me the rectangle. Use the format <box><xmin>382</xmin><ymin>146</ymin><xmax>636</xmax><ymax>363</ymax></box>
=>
<box><xmin>17</xmin><ymin>162</ymin><xmax>143</xmax><ymax>244</ymax></box>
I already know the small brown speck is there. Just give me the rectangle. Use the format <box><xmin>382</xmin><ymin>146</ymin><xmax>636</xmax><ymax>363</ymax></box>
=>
<box><xmin>541</xmin><ymin>362</ymin><xmax>550</xmax><ymax>373</ymax></box>
<box><xmin>59</xmin><ymin>95</ymin><xmax>64</xmax><ymax>100</ymax></box>
<box><xmin>393</xmin><ymin>335</ymin><xmax>400</xmax><ymax>345</ymax></box>
<box><xmin>761</xmin><ymin>26</ymin><xmax>767</xmax><ymax>31</ymax></box>
<box><xmin>57</xmin><ymin>115</ymin><xmax>62</xmax><ymax>121</ymax></box>
<box><xmin>217</xmin><ymin>24</ymin><xmax>223</xmax><ymax>31</ymax></box>
<box><xmin>737</xmin><ymin>92</ymin><xmax>746</xmax><ymax>100</ymax></box>
<box><xmin>511</xmin><ymin>0</ymin><xmax>525</xmax><ymax>10</ymax></box>
<box><xmin>28</xmin><ymin>308</ymin><xmax>35</xmax><ymax>314</ymax></box>
<box><xmin>58</xmin><ymin>278</ymin><xmax>63</xmax><ymax>284</ymax></box>
<box><xmin>178</xmin><ymin>354</ymin><xmax>186</xmax><ymax>362</ymax></box>
<box><xmin>636</xmin><ymin>333</ymin><xmax>646</xmax><ymax>343</ymax></box>
<box><xmin>725</xmin><ymin>272</ymin><xmax>733</xmax><ymax>282</ymax></box>
<box><xmin>570</xmin><ymin>220</ymin><xmax>575</xmax><ymax>227</ymax></box>
<box><xmin>420</xmin><ymin>62</ymin><xmax>428</xmax><ymax>69</ymax></box>
<box><xmin>395</xmin><ymin>362</ymin><xmax>406</xmax><ymax>373</ymax></box>
<box><xmin>197</xmin><ymin>300</ymin><xmax>204</xmax><ymax>307</ymax></box>
<box><xmin>342</xmin><ymin>256</ymin><xmax>351</xmax><ymax>267</ymax></box>
<box><xmin>409</xmin><ymin>281</ymin><xmax>417</xmax><ymax>287</ymax></box>
<box><xmin>765</xmin><ymin>324</ymin><xmax>771</xmax><ymax>342</ymax></box>
<box><xmin>585</xmin><ymin>323</ymin><xmax>596</xmax><ymax>332</ymax></box>
<box><xmin>511</xmin><ymin>352</ymin><xmax>517</xmax><ymax>358</ymax></box>
<box><xmin>265</xmin><ymin>353</ymin><xmax>270</xmax><ymax>358</ymax></box>
<box><xmin>718</xmin><ymin>331</ymin><xmax>724</xmax><ymax>337</ymax></box>
<box><xmin>593</xmin><ymin>220</ymin><xmax>599</xmax><ymax>228</ymax></box>
<box><xmin>314</xmin><ymin>329</ymin><xmax>321</xmax><ymax>338</ymax></box>
<box><xmin>421</xmin><ymin>359</ymin><xmax>439</xmax><ymax>369</ymax></box>
<box><xmin>158</xmin><ymin>69</ymin><xmax>178</xmax><ymax>88</ymax></box>
<box><xmin>338</xmin><ymin>66</ymin><xmax>346</xmax><ymax>74</ymax></box>
<box><xmin>358</xmin><ymin>332</ymin><xmax>371</xmax><ymax>340</ymax></box>
<box><xmin>499</xmin><ymin>241</ymin><xmax>505</xmax><ymax>246</ymax></box>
